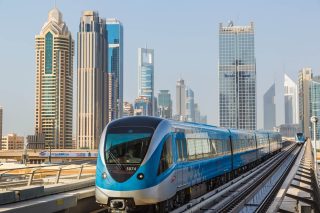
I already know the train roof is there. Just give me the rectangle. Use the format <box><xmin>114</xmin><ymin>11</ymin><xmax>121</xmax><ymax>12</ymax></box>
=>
<box><xmin>108</xmin><ymin>116</ymin><xmax>164</xmax><ymax>129</ymax></box>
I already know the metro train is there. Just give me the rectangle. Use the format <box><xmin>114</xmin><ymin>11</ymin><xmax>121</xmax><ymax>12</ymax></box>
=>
<box><xmin>295</xmin><ymin>132</ymin><xmax>306</xmax><ymax>144</ymax></box>
<box><xmin>95</xmin><ymin>116</ymin><xmax>282</xmax><ymax>212</ymax></box>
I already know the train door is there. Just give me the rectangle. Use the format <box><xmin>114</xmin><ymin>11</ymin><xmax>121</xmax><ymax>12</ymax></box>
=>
<box><xmin>175</xmin><ymin>132</ymin><xmax>188</xmax><ymax>188</ymax></box>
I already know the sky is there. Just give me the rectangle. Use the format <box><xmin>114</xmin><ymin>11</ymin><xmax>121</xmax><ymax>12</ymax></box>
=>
<box><xmin>1</xmin><ymin>0</ymin><xmax>320</xmax><ymax>136</ymax></box>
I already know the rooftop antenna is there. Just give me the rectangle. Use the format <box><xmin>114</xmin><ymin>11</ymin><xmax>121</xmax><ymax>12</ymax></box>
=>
<box><xmin>54</xmin><ymin>0</ymin><xmax>57</xmax><ymax>8</ymax></box>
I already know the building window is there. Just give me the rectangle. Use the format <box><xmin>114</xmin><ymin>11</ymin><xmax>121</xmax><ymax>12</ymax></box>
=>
<box><xmin>45</xmin><ymin>32</ymin><xmax>53</xmax><ymax>74</ymax></box>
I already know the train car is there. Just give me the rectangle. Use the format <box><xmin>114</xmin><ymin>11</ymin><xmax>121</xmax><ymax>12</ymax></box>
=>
<box><xmin>295</xmin><ymin>132</ymin><xmax>306</xmax><ymax>144</ymax></box>
<box><xmin>95</xmin><ymin>116</ymin><xmax>282</xmax><ymax>212</ymax></box>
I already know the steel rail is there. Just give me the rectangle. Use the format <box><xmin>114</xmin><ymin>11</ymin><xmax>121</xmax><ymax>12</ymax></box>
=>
<box><xmin>202</xmin><ymin>144</ymin><xmax>299</xmax><ymax>213</ymax></box>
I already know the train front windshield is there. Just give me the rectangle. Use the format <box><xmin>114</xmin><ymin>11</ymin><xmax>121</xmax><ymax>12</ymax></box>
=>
<box><xmin>105</xmin><ymin>126</ymin><xmax>154</xmax><ymax>164</ymax></box>
<box><xmin>296</xmin><ymin>133</ymin><xmax>305</xmax><ymax>141</ymax></box>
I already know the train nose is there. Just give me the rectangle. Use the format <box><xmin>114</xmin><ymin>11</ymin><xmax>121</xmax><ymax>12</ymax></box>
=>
<box><xmin>110</xmin><ymin>199</ymin><xmax>125</xmax><ymax>210</ymax></box>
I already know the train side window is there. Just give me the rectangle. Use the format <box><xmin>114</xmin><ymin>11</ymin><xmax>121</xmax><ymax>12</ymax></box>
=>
<box><xmin>182</xmin><ymin>138</ymin><xmax>188</xmax><ymax>161</ymax></box>
<box><xmin>158</xmin><ymin>135</ymin><xmax>173</xmax><ymax>175</ymax></box>
<box><xmin>187</xmin><ymin>138</ymin><xmax>196</xmax><ymax>160</ymax></box>
<box><xmin>209</xmin><ymin>139</ymin><xmax>217</xmax><ymax>156</ymax></box>
<box><xmin>226</xmin><ymin>138</ymin><xmax>231</xmax><ymax>154</ymax></box>
<box><xmin>202</xmin><ymin>139</ymin><xmax>210</xmax><ymax>157</ymax></box>
<box><xmin>176</xmin><ymin>139</ymin><xmax>182</xmax><ymax>161</ymax></box>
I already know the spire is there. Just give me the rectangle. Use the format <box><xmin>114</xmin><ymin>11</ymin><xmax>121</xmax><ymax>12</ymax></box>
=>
<box><xmin>48</xmin><ymin>7</ymin><xmax>62</xmax><ymax>24</ymax></box>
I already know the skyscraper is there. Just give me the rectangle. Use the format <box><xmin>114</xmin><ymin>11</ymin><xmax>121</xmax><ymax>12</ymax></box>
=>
<box><xmin>284</xmin><ymin>74</ymin><xmax>298</xmax><ymax>124</ymax></box>
<box><xmin>310</xmin><ymin>76</ymin><xmax>320</xmax><ymax>141</ymax></box>
<box><xmin>77</xmin><ymin>11</ymin><xmax>108</xmax><ymax>149</ymax></box>
<box><xmin>194</xmin><ymin>103</ymin><xmax>201</xmax><ymax>123</ymax></box>
<box><xmin>106</xmin><ymin>19</ymin><xmax>123</xmax><ymax>121</ymax></box>
<box><xmin>186</xmin><ymin>88</ymin><xmax>195</xmax><ymax>122</ymax></box>
<box><xmin>123</xmin><ymin>102</ymin><xmax>134</xmax><ymax>117</ymax></box>
<box><xmin>298</xmin><ymin>68</ymin><xmax>313</xmax><ymax>137</ymax></box>
<box><xmin>35</xmin><ymin>8</ymin><xmax>74</xmax><ymax>149</ymax></box>
<box><xmin>219</xmin><ymin>21</ymin><xmax>256</xmax><ymax>130</ymax></box>
<box><xmin>138</xmin><ymin>47</ymin><xmax>154</xmax><ymax>115</ymax></box>
<box><xmin>134</xmin><ymin>96</ymin><xmax>152</xmax><ymax>116</ymax></box>
<box><xmin>263</xmin><ymin>83</ymin><xmax>276</xmax><ymax>130</ymax></box>
<box><xmin>0</xmin><ymin>106</ymin><xmax>2</xmax><ymax>150</ymax></box>
<box><xmin>176</xmin><ymin>78</ymin><xmax>186</xmax><ymax>120</ymax></box>
<box><xmin>158</xmin><ymin>90</ymin><xmax>172</xmax><ymax>119</ymax></box>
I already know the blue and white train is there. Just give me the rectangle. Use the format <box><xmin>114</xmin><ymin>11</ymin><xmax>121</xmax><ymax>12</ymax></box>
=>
<box><xmin>95</xmin><ymin>116</ymin><xmax>282</xmax><ymax>212</ymax></box>
<box><xmin>295</xmin><ymin>132</ymin><xmax>306</xmax><ymax>144</ymax></box>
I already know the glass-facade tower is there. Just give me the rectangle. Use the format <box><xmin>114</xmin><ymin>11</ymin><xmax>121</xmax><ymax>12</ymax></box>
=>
<box><xmin>106</xmin><ymin>19</ymin><xmax>123</xmax><ymax>121</ymax></box>
<box><xmin>310</xmin><ymin>76</ymin><xmax>320</xmax><ymax>142</ymax></box>
<box><xmin>219</xmin><ymin>21</ymin><xmax>256</xmax><ymax>130</ymax></box>
<box><xmin>186</xmin><ymin>88</ymin><xmax>195</xmax><ymax>122</ymax></box>
<box><xmin>158</xmin><ymin>90</ymin><xmax>172</xmax><ymax>119</ymax></box>
<box><xmin>263</xmin><ymin>83</ymin><xmax>276</xmax><ymax>130</ymax></box>
<box><xmin>284</xmin><ymin>74</ymin><xmax>298</xmax><ymax>124</ymax></box>
<box><xmin>138</xmin><ymin>48</ymin><xmax>154</xmax><ymax>115</ymax></box>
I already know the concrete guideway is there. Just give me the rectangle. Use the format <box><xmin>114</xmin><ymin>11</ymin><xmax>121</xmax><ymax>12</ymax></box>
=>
<box><xmin>0</xmin><ymin>178</ymin><xmax>101</xmax><ymax>213</ymax></box>
<box><xmin>172</xmin><ymin>143</ymin><xmax>301</xmax><ymax>213</ymax></box>
<box><xmin>0</xmin><ymin>187</ymin><xmax>96</xmax><ymax>213</ymax></box>
<box><xmin>268</xmin><ymin>140</ymin><xmax>320</xmax><ymax>213</ymax></box>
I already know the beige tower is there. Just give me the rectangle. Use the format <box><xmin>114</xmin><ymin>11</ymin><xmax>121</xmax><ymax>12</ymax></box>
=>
<box><xmin>77</xmin><ymin>11</ymin><xmax>108</xmax><ymax>149</ymax></box>
<box><xmin>298</xmin><ymin>67</ymin><xmax>313</xmax><ymax>137</ymax></box>
<box><xmin>176</xmin><ymin>78</ymin><xmax>186</xmax><ymax>120</ymax></box>
<box><xmin>0</xmin><ymin>106</ymin><xmax>2</xmax><ymax>150</ymax></box>
<box><xmin>35</xmin><ymin>8</ymin><xmax>74</xmax><ymax>149</ymax></box>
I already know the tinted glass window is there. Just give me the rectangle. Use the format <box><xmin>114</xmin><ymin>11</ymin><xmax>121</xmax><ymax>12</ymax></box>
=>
<box><xmin>158</xmin><ymin>135</ymin><xmax>173</xmax><ymax>175</ymax></box>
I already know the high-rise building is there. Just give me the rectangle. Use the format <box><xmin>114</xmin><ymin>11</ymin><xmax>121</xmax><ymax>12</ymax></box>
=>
<box><xmin>0</xmin><ymin>106</ymin><xmax>2</xmax><ymax>150</ymax></box>
<box><xmin>1</xmin><ymin>133</ymin><xmax>24</xmax><ymax>150</ymax></box>
<box><xmin>186</xmin><ymin>88</ymin><xmax>195</xmax><ymax>122</ymax></box>
<box><xmin>310</xmin><ymin>76</ymin><xmax>320</xmax><ymax>141</ymax></box>
<box><xmin>200</xmin><ymin>115</ymin><xmax>207</xmax><ymax>124</ymax></box>
<box><xmin>158</xmin><ymin>90</ymin><xmax>172</xmax><ymax>119</ymax></box>
<box><xmin>26</xmin><ymin>134</ymin><xmax>45</xmax><ymax>150</ymax></box>
<box><xmin>77</xmin><ymin>11</ymin><xmax>108</xmax><ymax>149</ymax></box>
<box><xmin>284</xmin><ymin>74</ymin><xmax>298</xmax><ymax>124</ymax></box>
<box><xmin>138</xmin><ymin>47</ymin><xmax>154</xmax><ymax>115</ymax></box>
<box><xmin>176</xmin><ymin>78</ymin><xmax>186</xmax><ymax>120</ymax></box>
<box><xmin>298</xmin><ymin>68</ymin><xmax>313</xmax><ymax>137</ymax></box>
<box><xmin>123</xmin><ymin>102</ymin><xmax>134</xmax><ymax>117</ymax></box>
<box><xmin>134</xmin><ymin>96</ymin><xmax>152</xmax><ymax>116</ymax></box>
<box><xmin>153</xmin><ymin>97</ymin><xmax>158</xmax><ymax>117</ymax></box>
<box><xmin>219</xmin><ymin>21</ymin><xmax>256</xmax><ymax>130</ymax></box>
<box><xmin>263</xmin><ymin>83</ymin><xmax>276</xmax><ymax>130</ymax></box>
<box><xmin>194</xmin><ymin>103</ymin><xmax>201</xmax><ymax>123</ymax></box>
<box><xmin>35</xmin><ymin>8</ymin><xmax>74</xmax><ymax>149</ymax></box>
<box><xmin>106</xmin><ymin>19</ymin><xmax>123</xmax><ymax>121</ymax></box>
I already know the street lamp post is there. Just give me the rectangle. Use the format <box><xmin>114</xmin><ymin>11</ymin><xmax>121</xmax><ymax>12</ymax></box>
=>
<box><xmin>49</xmin><ymin>142</ymin><xmax>52</xmax><ymax>164</ymax></box>
<box><xmin>23</xmin><ymin>143</ymin><xmax>29</xmax><ymax>166</ymax></box>
<box><xmin>311</xmin><ymin>116</ymin><xmax>318</xmax><ymax>185</ymax></box>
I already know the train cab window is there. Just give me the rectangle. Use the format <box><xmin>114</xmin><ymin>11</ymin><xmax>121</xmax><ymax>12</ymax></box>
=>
<box><xmin>158</xmin><ymin>135</ymin><xmax>173</xmax><ymax>175</ymax></box>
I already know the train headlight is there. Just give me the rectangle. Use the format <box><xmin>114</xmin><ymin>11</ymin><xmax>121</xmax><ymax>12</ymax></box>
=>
<box><xmin>137</xmin><ymin>173</ymin><xmax>144</xmax><ymax>180</ymax></box>
<box><xmin>102</xmin><ymin>172</ymin><xmax>107</xmax><ymax>179</ymax></box>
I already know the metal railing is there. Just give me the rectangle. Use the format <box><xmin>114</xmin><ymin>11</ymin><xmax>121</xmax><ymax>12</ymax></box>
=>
<box><xmin>0</xmin><ymin>162</ymin><xmax>96</xmax><ymax>189</ymax></box>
